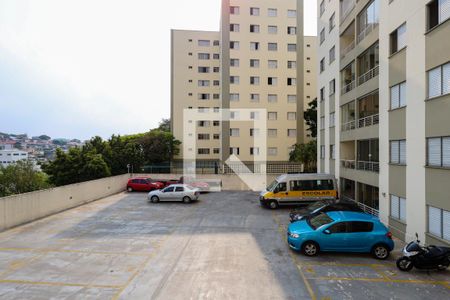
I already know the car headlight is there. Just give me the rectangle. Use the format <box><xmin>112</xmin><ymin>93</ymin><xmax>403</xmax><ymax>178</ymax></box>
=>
<box><xmin>289</xmin><ymin>232</ymin><xmax>300</xmax><ymax>238</ymax></box>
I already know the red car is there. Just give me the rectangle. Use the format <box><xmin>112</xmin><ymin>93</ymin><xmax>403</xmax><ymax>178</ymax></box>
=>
<box><xmin>126</xmin><ymin>178</ymin><xmax>164</xmax><ymax>192</ymax></box>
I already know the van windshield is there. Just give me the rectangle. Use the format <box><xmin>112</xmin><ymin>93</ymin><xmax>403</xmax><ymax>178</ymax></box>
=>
<box><xmin>266</xmin><ymin>180</ymin><xmax>278</xmax><ymax>192</ymax></box>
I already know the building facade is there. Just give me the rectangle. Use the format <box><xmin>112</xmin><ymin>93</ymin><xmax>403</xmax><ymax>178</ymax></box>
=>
<box><xmin>171</xmin><ymin>0</ymin><xmax>316</xmax><ymax>166</ymax></box>
<box><xmin>317</xmin><ymin>0</ymin><xmax>450</xmax><ymax>246</ymax></box>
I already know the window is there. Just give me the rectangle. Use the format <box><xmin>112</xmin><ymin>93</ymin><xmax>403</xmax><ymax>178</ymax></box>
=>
<box><xmin>428</xmin><ymin>206</ymin><xmax>450</xmax><ymax>241</ymax></box>
<box><xmin>213</xmin><ymin>148</ymin><xmax>220</xmax><ymax>154</ymax></box>
<box><xmin>213</xmin><ymin>54</ymin><xmax>220</xmax><ymax>59</ymax></box>
<box><xmin>268</xmin><ymin>60</ymin><xmax>278</xmax><ymax>69</ymax></box>
<box><xmin>250</xmin><ymin>24</ymin><xmax>260</xmax><ymax>33</ymax></box>
<box><xmin>287</xmin><ymin>9</ymin><xmax>296</xmax><ymax>18</ymax></box>
<box><xmin>320</xmin><ymin>58</ymin><xmax>325</xmax><ymax>73</ymax></box>
<box><xmin>230</xmin><ymin>58</ymin><xmax>239</xmax><ymax>67</ymax></box>
<box><xmin>250</xmin><ymin>59</ymin><xmax>259</xmax><ymax>68</ymax></box>
<box><xmin>268</xmin><ymin>43</ymin><xmax>277</xmax><ymax>51</ymax></box>
<box><xmin>250</xmin><ymin>147</ymin><xmax>260</xmax><ymax>155</ymax></box>
<box><xmin>428</xmin><ymin>62</ymin><xmax>450</xmax><ymax>98</ymax></box>
<box><xmin>288</xmin><ymin>129</ymin><xmax>297</xmax><ymax>137</ymax></box>
<box><xmin>250</xmin><ymin>76</ymin><xmax>260</xmax><ymax>85</ymax></box>
<box><xmin>320</xmin><ymin>116</ymin><xmax>325</xmax><ymax>129</ymax></box>
<box><xmin>250</xmin><ymin>7</ymin><xmax>259</xmax><ymax>16</ymax></box>
<box><xmin>213</xmin><ymin>134</ymin><xmax>220</xmax><ymax>140</ymax></box>
<box><xmin>198</xmin><ymin>80</ymin><xmax>210</xmax><ymax>87</ymax></box>
<box><xmin>287</xmin><ymin>44</ymin><xmax>296</xmax><ymax>52</ymax></box>
<box><xmin>230</xmin><ymin>41</ymin><xmax>239</xmax><ymax>49</ymax></box>
<box><xmin>230</xmin><ymin>6</ymin><xmax>239</xmax><ymax>15</ymax></box>
<box><xmin>230</xmin><ymin>147</ymin><xmax>240</xmax><ymax>155</ymax></box>
<box><xmin>287</xmin><ymin>112</ymin><xmax>296</xmax><ymax>120</ymax></box>
<box><xmin>268</xmin><ymin>8</ymin><xmax>277</xmax><ymax>17</ymax></box>
<box><xmin>320</xmin><ymin>145</ymin><xmax>325</xmax><ymax>159</ymax></box>
<box><xmin>287</xmin><ymin>95</ymin><xmax>297</xmax><ymax>103</ymax></box>
<box><xmin>330</xmin><ymin>144</ymin><xmax>336</xmax><ymax>159</ymax></box>
<box><xmin>320</xmin><ymin>0</ymin><xmax>325</xmax><ymax>16</ymax></box>
<box><xmin>250</xmin><ymin>93</ymin><xmax>260</xmax><ymax>102</ymax></box>
<box><xmin>329</xmin><ymin>79</ymin><xmax>336</xmax><ymax>95</ymax></box>
<box><xmin>427</xmin><ymin>0</ymin><xmax>450</xmax><ymax>30</ymax></box>
<box><xmin>198</xmin><ymin>40</ymin><xmax>210</xmax><ymax>47</ymax></box>
<box><xmin>329</xmin><ymin>112</ymin><xmax>335</xmax><ymax>127</ymax></box>
<box><xmin>230</xmin><ymin>128</ymin><xmax>240</xmax><ymax>137</ymax></box>
<box><xmin>427</xmin><ymin>136</ymin><xmax>450</xmax><ymax>167</ymax></box>
<box><xmin>230</xmin><ymin>76</ymin><xmax>239</xmax><ymax>84</ymax></box>
<box><xmin>268</xmin><ymin>25</ymin><xmax>278</xmax><ymax>34</ymax></box>
<box><xmin>198</xmin><ymin>121</ymin><xmax>210</xmax><ymax>127</ymax></box>
<box><xmin>250</xmin><ymin>111</ymin><xmax>260</xmax><ymax>119</ymax></box>
<box><xmin>390</xmin><ymin>81</ymin><xmax>406</xmax><ymax>109</ymax></box>
<box><xmin>391</xmin><ymin>195</ymin><xmax>406</xmax><ymax>221</ymax></box>
<box><xmin>287</xmin><ymin>26</ymin><xmax>297</xmax><ymax>35</ymax></box>
<box><xmin>268</xmin><ymin>147</ymin><xmax>278</xmax><ymax>156</ymax></box>
<box><xmin>213</xmin><ymin>80</ymin><xmax>220</xmax><ymax>86</ymax></box>
<box><xmin>390</xmin><ymin>140</ymin><xmax>406</xmax><ymax>164</ymax></box>
<box><xmin>197</xmin><ymin>134</ymin><xmax>210</xmax><ymax>140</ymax></box>
<box><xmin>198</xmin><ymin>93</ymin><xmax>209</xmax><ymax>100</ymax></box>
<box><xmin>287</xmin><ymin>61</ymin><xmax>296</xmax><ymax>69</ymax></box>
<box><xmin>268</xmin><ymin>77</ymin><xmax>277</xmax><ymax>86</ymax></box>
<box><xmin>213</xmin><ymin>40</ymin><xmax>219</xmax><ymax>46</ymax></box>
<box><xmin>198</xmin><ymin>66</ymin><xmax>209</xmax><ymax>73</ymax></box>
<box><xmin>390</xmin><ymin>23</ymin><xmax>406</xmax><ymax>54</ymax></box>
<box><xmin>268</xmin><ymin>129</ymin><xmax>277</xmax><ymax>137</ymax></box>
<box><xmin>320</xmin><ymin>87</ymin><xmax>325</xmax><ymax>101</ymax></box>
<box><xmin>198</xmin><ymin>53</ymin><xmax>210</xmax><ymax>60</ymax></box>
<box><xmin>230</xmin><ymin>24</ymin><xmax>240</xmax><ymax>32</ymax></box>
<box><xmin>230</xmin><ymin>93</ymin><xmax>240</xmax><ymax>101</ymax></box>
<box><xmin>348</xmin><ymin>222</ymin><xmax>374</xmax><ymax>232</ymax></box>
<box><xmin>250</xmin><ymin>42</ymin><xmax>260</xmax><ymax>50</ymax></box>
<box><xmin>320</xmin><ymin>28</ymin><xmax>325</xmax><ymax>44</ymax></box>
<box><xmin>287</xmin><ymin>78</ymin><xmax>297</xmax><ymax>86</ymax></box>
<box><xmin>230</xmin><ymin>111</ymin><xmax>239</xmax><ymax>119</ymax></box>
<box><xmin>213</xmin><ymin>121</ymin><xmax>220</xmax><ymax>126</ymax></box>
<box><xmin>268</xmin><ymin>112</ymin><xmax>277</xmax><ymax>120</ymax></box>
<box><xmin>268</xmin><ymin>94</ymin><xmax>278</xmax><ymax>103</ymax></box>
<box><xmin>329</xmin><ymin>13</ymin><xmax>336</xmax><ymax>32</ymax></box>
<box><xmin>329</xmin><ymin>46</ymin><xmax>336</xmax><ymax>63</ymax></box>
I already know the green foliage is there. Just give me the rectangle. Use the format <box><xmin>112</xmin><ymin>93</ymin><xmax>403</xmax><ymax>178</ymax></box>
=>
<box><xmin>157</xmin><ymin>118</ymin><xmax>171</xmax><ymax>132</ymax></box>
<box><xmin>139</xmin><ymin>129</ymin><xmax>180</xmax><ymax>164</ymax></box>
<box><xmin>0</xmin><ymin>161</ymin><xmax>51</xmax><ymax>197</ymax></box>
<box><xmin>108</xmin><ymin>135</ymin><xmax>144</xmax><ymax>175</ymax></box>
<box><xmin>289</xmin><ymin>140</ymin><xmax>317</xmax><ymax>173</ymax></box>
<box><xmin>304</xmin><ymin>98</ymin><xmax>317</xmax><ymax>138</ymax></box>
<box><xmin>38</xmin><ymin>135</ymin><xmax>51</xmax><ymax>140</ymax></box>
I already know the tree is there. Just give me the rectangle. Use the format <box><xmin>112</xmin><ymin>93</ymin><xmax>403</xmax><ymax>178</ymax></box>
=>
<box><xmin>289</xmin><ymin>140</ymin><xmax>317</xmax><ymax>173</ymax></box>
<box><xmin>38</xmin><ymin>135</ymin><xmax>51</xmax><ymax>140</ymax></box>
<box><xmin>0</xmin><ymin>161</ymin><xmax>51</xmax><ymax>197</ymax></box>
<box><xmin>304</xmin><ymin>98</ymin><xmax>317</xmax><ymax>138</ymax></box>
<box><xmin>157</xmin><ymin>118</ymin><xmax>171</xmax><ymax>132</ymax></box>
<box><xmin>139</xmin><ymin>130</ymin><xmax>180</xmax><ymax>164</ymax></box>
<box><xmin>108</xmin><ymin>135</ymin><xmax>144</xmax><ymax>175</ymax></box>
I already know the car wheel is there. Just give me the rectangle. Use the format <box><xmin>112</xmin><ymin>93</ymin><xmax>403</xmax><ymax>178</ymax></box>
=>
<box><xmin>372</xmin><ymin>244</ymin><xmax>390</xmax><ymax>260</ymax></box>
<box><xmin>396</xmin><ymin>257</ymin><xmax>413</xmax><ymax>272</ymax></box>
<box><xmin>183</xmin><ymin>196</ymin><xmax>191</xmax><ymax>203</ymax></box>
<box><xmin>150</xmin><ymin>196</ymin><xmax>159</xmax><ymax>203</ymax></box>
<box><xmin>302</xmin><ymin>241</ymin><xmax>319</xmax><ymax>256</ymax></box>
<box><xmin>127</xmin><ymin>186</ymin><xmax>133</xmax><ymax>192</ymax></box>
<box><xmin>267</xmin><ymin>200</ymin><xmax>279</xmax><ymax>209</ymax></box>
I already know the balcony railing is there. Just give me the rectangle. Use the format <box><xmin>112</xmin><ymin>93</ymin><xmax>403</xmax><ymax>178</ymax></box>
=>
<box><xmin>340</xmin><ymin>0</ymin><xmax>356</xmax><ymax>24</ymax></box>
<box><xmin>358</xmin><ymin>114</ymin><xmax>379</xmax><ymax>128</ymax></box>
<box><xmin>357</xmin><ymin>22</ymin><xmax>378</xmax><ymax>44</ymax></box>
<box><xmin>341</xmin><ymin>159</ymin><xmax>356</xmax><ymax>169</ymax></box>
<box><xmin>350</xmin><ymin>199</ymin><xmax>379</xmax><ymax>217</ymax></box>
<box><xmin>340</xmin><ymin>40</ymin><xmax>355</xmax><ymax>59</ymax></box>
<box><xmin>341</xmin><ymin>120</ymin><xmax>356</xmax><ymax>131</ymax></box>
<box><xmin>357</xmin><ymin>160</ymin><xmax>379</xmax><ymax>173</ymax></box>
<box><xmin>341</xmin><ymin>80</ymin><xmax>356</xmax><ymax>94</ymax></box>
<box><xmin>358</xmin><ymin>65</ymin><xmax>379</xmax><ymax>85</ymax></box>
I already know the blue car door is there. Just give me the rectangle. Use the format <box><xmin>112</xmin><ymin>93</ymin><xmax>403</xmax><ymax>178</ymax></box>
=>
<box><xmin>345</xmin><ymin>221</ymin><xmax>375</xmax><ymax>252</ymax></box>
<box><xmin>319</xmin><ymin>222</ymin><xmax>349</xmax><ymax>251</ymax></box>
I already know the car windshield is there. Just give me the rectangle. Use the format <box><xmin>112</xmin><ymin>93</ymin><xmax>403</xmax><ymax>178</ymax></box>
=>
<box><xmin>266</xmin><ymin>180</ymin><xmax>278</xmax><ymax>192</ymax></box>
<box><xmin>307</xmin><ymin>212</ymin><xmax>334</xmax><ymax>230</ymax></box>
<box><xmin>306</xmin><ymin>201</ymin><xmax>327</xmax><ymax>212</ymax></box>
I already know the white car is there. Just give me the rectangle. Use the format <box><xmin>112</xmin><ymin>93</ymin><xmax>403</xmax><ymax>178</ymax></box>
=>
<box><xmin>147</xmin><ymin>184</ymin><xmax>200</xmax><ymax>203</ymax></box>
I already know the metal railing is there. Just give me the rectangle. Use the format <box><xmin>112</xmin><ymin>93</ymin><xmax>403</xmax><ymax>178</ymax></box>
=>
<box><xmin>357</xmin><ymin>160</ymin><xmax>379</xmax><ymax>173</ymax></box>
<box><xmin>351</xmin><ymin>200</ymin><xmax>380</xmax><ymax>217</ymax></box>
<box><xmin>341</xmin><ymin>120</ymin><xmax>356</xmax><ymax>131</ymax></box>
<box><xmin>340</xmin><ymin>0</ymin><xmax>356</xmax><ymax>24</ymax></box>
<box><xmin>358</xmin><ymin>65</ymin><xmax>379</xmax><ymax>85</ymax></box>
<box><xmin>358</xmin><ymin>114</ymin><xmax>379</xmax><ymax>128</ymax></box>
<box><xmin>340</xmin><ymin>40</ymin><xmax>355</xmax><ymax>59</ymax></box>
<box><xmin>357</xmin><ymin>22</ymin><xmax>378</xmax><ymax>44</ymax></box>
<box><xmin>340</xmin><ymin>159</ymin><xmax>356</xmax><ymax>169</ymax></box>
<box><xmin>341</xmin><ymin>80</ymin><xmax>356</xmax><ymax>94</ymax></box>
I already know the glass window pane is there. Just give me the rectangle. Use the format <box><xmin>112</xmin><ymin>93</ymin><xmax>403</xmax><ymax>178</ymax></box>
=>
<box><xmin>428</xmin><ymin>138</ymin><xmax>442</xmax><ymax>166</ymax></box>
<box><xmin>399</xmin><ymin>198</ymin><xmax>406</xmax><ymax>221</ymax></box>
<box><xmin>442</xmin><ymin>137</ymin><xmax>450</xmax><ymax>167</ymax></box>
<box><xmin>390</xmin><ymin>141</ymin><xmax>399</xmax><ymax>163</ymax></box>
<box><xmin>440</xmin><ymin>0</ymin><xmax>450</xmax><ymax>23</ymax></box>
<box><xmin>397</xmin><ymin>24</ymin><xmax>406</xmax><ymax>49</ymax></box>
<box><xmin>443</xmin><ymin>210</ymin><xmax>450</xmax><ymax>241</ymax></box>
<box><xmin>399</xmin><ymin>140</ymin><xmax>406</xmax><ymax>164</ymax></box>
<box><xmin>390</xmin><ymin>85</ymin><xmax>399</xmax><ymax>109</ymax></box>
<box><xmin>428</xmin><ymin>67</ymin><xmax>442</xmax><ymax>98</ymax></box>
<box><xmin>399</xmin><ymin>82</ymin><xmax>406</xmax><ymax>107</ymax></box>
<box><xmin>391</xmin><ymin>195</ymin><xmax>399</xmax><ymax>218</ymax></box>
<box><xmin>443</xmin><ymin>63</ymin><xmax>450</xmax><ymax>94</ymax></box>
<box><xmin>428</xmin><ymin>206</ymin><xmax>442</xmax><ymax>237</ymax></box>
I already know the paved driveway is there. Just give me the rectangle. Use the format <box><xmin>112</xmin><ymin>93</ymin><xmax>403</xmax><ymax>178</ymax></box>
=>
<box><xmin>0</xmin><ymin>191</ymin><xmax>448</xmax><ymax>299</ymax></box>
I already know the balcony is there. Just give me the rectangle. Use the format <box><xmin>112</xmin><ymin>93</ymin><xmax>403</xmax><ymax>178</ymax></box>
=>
<box><xmin>357</xmin><ymin>160</ymin><xmax>379</xmax><ymax>173</ymax></box>
<box><xmin>341</xmin><ymin>120</ymin><xmax>356</xmax><ymax>132</ymax></box>
<box><xmin>358</xmin><ymin>65</ymin><xmax>379</xmax><ymax>85</ymax></box>
<box><xmin>341</xmin><ymin>80</ymin><xmax>356</xmax><ymax>94</ymax></box>
<box><xmin>357</xmin><ymin>22</ymin><xmax>378</xmax><ymax>44</ymax></box>
<box><xmin>341</xmin><ymin>159</ymin><xmax>356</xmax><ymax>169</ymax></box>
<box><xmin>340</xmin><ymin>0</ymin><xmax>356</xmax><ymax>24</ymax></box>
<box><xmin>358</xmin><ymin>113</ymin><xmax>379</xmax><ymax>128</ymax></box>
<box><xmin>340</xmin><ymin>40</ymin><xmax>355</xmax><ymax>59</ymax></box>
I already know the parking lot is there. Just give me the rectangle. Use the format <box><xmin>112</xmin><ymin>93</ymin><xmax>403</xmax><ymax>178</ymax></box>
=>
<box><xmin>0</xmin><ymin>191</ymin><xmax>448</xmax><ymax>299</ymax></box>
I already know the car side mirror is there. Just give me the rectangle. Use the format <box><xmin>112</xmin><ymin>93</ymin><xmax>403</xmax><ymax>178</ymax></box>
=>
<box><xmin>323</xmin><ymin>229</ymin><xmax>331</xmax><ymax>235</ymax></box>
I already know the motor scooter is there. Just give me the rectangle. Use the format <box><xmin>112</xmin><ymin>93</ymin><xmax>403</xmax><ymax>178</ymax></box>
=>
<box><xmin>396</xmin><ymin>233</ymin><xmax>450</xmax><ymax>272</ymax></box>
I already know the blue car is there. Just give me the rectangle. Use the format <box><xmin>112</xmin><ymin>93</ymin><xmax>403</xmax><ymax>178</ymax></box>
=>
<box><xmin>287</xmin><ymin>211</ymin><xmax>394</xmax><ymax>259</ymax></box>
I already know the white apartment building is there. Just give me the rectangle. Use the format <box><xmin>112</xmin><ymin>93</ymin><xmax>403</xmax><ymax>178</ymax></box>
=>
<box><xmin>0</xmin><ymin>148</ymin><xmax>28</xmax><ymax>167</ymax></box>
<box><xmin>318</xmin><ymin>0</ymin><xmax>450</xmax><ymax>246</ymax></box>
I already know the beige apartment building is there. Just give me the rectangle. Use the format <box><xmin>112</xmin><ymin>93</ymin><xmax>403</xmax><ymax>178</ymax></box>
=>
<box><xmin>317</xmin><ymin>0</ymin><xmax>449</xmax><ymax>245</ymax></box>
<box><xmin>171</xmin><ymin>0</ymin><xmax>317</xmax><ymax>167</ymax></box>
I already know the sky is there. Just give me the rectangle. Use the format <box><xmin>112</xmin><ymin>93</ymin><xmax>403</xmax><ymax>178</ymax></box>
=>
<box><xmin>0</xmin><ymin>0</ymin><xmax>317</xmax><ymax>140</ymax></box>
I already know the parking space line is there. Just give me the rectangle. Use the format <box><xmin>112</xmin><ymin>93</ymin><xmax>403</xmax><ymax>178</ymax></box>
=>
<box><xmin>0</xmin><ymin>247</ymin><xmax>150</xmax><ymax>257</ymax></box>
<box><xmin>0</xmin><ymin>279</ymin><xmax>122</xmax><ymax>289</ymax></box>
<box><xmin>308</xmin><ymin>276</ymin><xmax>449</xmax><ymax>286</ymax></box>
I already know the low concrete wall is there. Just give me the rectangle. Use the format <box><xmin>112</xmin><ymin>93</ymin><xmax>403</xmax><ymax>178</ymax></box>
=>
<box><xmin>0</xmin><ymin>174</ymin><xmax>130</xmax><ymax>232</ymax></box>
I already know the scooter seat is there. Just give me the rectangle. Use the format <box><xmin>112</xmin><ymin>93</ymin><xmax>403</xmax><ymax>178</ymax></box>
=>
<box><xmin>426</xmin><ymin>246</ymin><xmax>450</xmax><ymax>257</ymax></box>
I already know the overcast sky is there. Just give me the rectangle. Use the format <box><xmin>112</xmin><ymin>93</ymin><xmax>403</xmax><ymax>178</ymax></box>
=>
<box><xmin>0</xmin><ymin>0</ymin><xmax>317</xmax><ymax>140</ymax></box>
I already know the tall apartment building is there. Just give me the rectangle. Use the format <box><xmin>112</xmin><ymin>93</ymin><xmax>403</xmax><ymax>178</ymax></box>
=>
<box><xmin>171</xmin><ymin>0</ymin><xmax>317</xmax><ymax>166</ymax></box>
<box><xmin>317</xmin><ymin>0</ymin><xmax>450</xmax><ymax>246</ymax></box>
